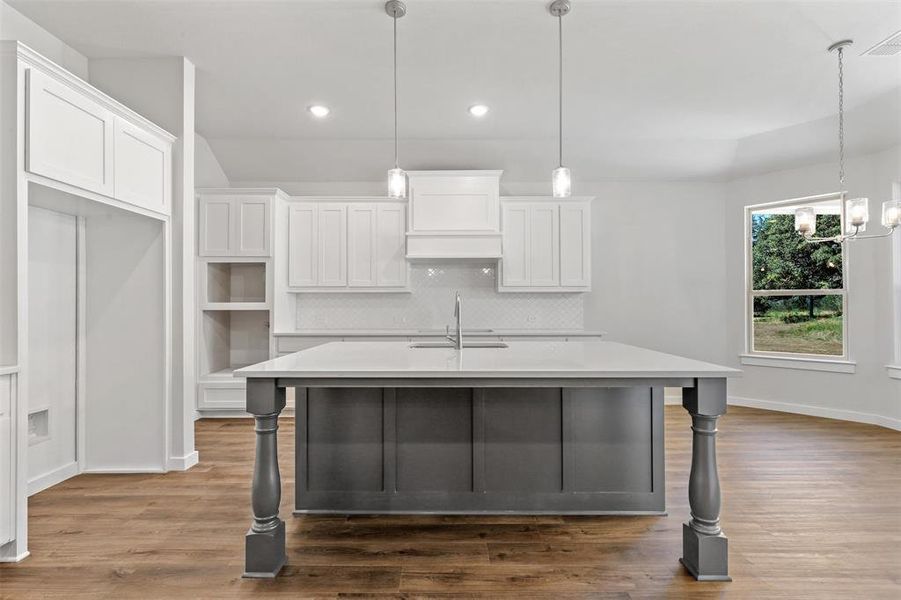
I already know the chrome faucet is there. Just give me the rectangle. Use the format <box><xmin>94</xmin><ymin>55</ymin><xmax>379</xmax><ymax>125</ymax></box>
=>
<box><xmin>445</xmin><ymin>291</ymin><xmax>463</xmax><ymax>350</ymax></box>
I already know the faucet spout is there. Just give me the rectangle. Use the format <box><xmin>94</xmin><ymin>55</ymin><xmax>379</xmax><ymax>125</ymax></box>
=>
<box><xmin>454</xmin><ymin>291</ymin><xmax>463</xmax><ymax>350</ymax></box>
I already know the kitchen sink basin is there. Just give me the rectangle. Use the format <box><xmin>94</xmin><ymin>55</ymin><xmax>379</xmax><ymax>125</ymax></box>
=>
<box><xmin>409</xmin><ymin>341</ymin><xmax>509</xmax><ymax>349</ymax></box>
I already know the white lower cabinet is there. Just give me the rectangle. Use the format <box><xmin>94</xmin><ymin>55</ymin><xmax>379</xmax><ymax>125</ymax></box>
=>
<box><xmin>500</xmin><ymin>199</ymin><xmax>591</xmax><ymax>292</ymax></box>
<box><xmin>288</xmin><ymin>200</ymin><xmax>408</xmax><ymax>291</ymax></box>
<box><xmin>198</xmin><ymin>384</ymin><xmax>245</xmax><ymax>411</ymax></box>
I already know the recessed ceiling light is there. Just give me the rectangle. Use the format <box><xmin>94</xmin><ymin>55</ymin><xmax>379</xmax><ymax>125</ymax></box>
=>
<box><xmin>468</xmin><ymin>104</ymin><xmax>489</xmax><ymax>117</ymax></box>
<box><xmin>308</xmin><ymin>105</ymin><xmax>330</xmax><ymax>118</ymax></box>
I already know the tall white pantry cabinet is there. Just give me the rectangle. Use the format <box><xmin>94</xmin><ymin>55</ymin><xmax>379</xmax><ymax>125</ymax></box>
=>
<box><xmin>196</xmin><ymin>189</ymin><xmax>279</xmax><ymax>413</ymax></box>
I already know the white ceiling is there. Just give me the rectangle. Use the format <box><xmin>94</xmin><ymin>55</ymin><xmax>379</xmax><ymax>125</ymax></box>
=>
<box><xmin>9</xmin><ymin>0</ymin><xmax>901</xmax><ymax>182</ymax></box>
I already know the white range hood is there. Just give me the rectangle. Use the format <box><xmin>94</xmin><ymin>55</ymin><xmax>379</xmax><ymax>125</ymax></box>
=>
<box><xmin>405</xmin><ymin>170</ymin><xmax>503</xmax><ymax>260</ymax></box>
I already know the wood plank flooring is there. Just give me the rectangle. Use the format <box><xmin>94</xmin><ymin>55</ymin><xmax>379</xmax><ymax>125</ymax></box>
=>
<box><xmin>2</xmin><ymin>405</ymin><xmax>900</xmax><ymax>599</ymax></box>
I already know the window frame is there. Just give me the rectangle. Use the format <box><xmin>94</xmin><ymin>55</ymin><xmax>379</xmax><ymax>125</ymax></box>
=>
<box><xmin>744</xmin><ymin>191</ymin><xmax>850</xmax><ymax>362</ymax></box>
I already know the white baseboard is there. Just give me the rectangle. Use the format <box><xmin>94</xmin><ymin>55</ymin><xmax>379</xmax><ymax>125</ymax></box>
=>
<box><xmin>167</xmin><ymin>450</ymin><xmax>200</xmax><ymax>471</ymax></box>
<box><xmin>728</xmin><ymin>395</ymin><xmax>901</xmax><ymax>432</ymax></box>
<box><xmin>0</xmin><ymin>550</ymin><xmax>30</xmax><ymax>563</ymax></box>
<box><xmin>27</xmin><ymin>461</ymin><xmax>79</xmax><ymax>496</ymax></box>
<box><xmin>80</xmin><ymin>467</ymin><xmax>167</xmax><ymax>474</ymax></box>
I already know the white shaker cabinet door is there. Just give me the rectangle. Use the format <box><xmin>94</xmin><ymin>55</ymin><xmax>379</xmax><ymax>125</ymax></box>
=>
<box><xmin>376</xmin><ymin>204</ymin><xmax>407</xmax><ymax>287</ymax></box>
<box><xmin>528</xmin><ymin>204</ymin><xmax>560</xmax><ymax>287</ymax></box>
<box><xmin>235</xmin><ymin>197</ymin><xmax>271</xmax><ymax>256</ymax></box>
<box><xmin>199</xmin><ymin>196</ymin><xmax>234</xmax><ymax>256</ymax></box>
<box><xmin>288</xmin><ymin>203</ymin><xmax>318</xmax><ymax>287</ymax></box>
<box><xmin>559</xmin><ymin>203</ymin><xmax>591</xmax><ymax>288</ymax></box>
<box><xmin>317</xmin><ymin>204</ymin><xmax>347</xmax><ymax>287</ymax></box>
<box><xmin>113</xmin><ymin>117</ymin><xmax>171</xmax><ymax>214</ymax></box>
<box><xmin>347</xmin><ymin>204</ymin><xmax>377</xmax><ymax>287</ymax></box>
<box><xmin>27</xmin><ymin>69</ymin><xmax>115</xmax><ymax>196</ymax></box>
<box><xmin>501</xmin><ymin>204</ymin><xmax>530</xmax><ymax>287</ymax></box>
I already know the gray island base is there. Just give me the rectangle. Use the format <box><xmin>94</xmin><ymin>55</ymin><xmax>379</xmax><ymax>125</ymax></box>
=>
<box><xmin>236</xmin><ymin>341</ymin><xmax>738</xmax><ymax>582</ymax></box>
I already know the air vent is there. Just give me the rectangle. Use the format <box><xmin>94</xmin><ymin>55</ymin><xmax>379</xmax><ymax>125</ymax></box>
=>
<box><xmin>863</xmin><ymin>30</ymin><xmax>901</xmax><ymax>56</ymax></box>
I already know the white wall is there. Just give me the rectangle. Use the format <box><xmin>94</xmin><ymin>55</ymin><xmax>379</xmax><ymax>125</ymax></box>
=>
<box><xmin>725</xmin><ymin>145</ymin><xmax>901</xmax><ymax>428</ymax></box>
<box><xmin>195</xmin><ymin>133</ymin><xmax>229</xmax><ymax>188</ymax></box>
<box><xmin>0</xmin><ymin>1</ymin><xmax>87</xmax><ymax>79</ymax></box>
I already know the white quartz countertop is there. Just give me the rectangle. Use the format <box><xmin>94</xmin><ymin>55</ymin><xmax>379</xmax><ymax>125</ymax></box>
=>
<box><xmin>235</xmin><ymin>340</ymin><xmax>739</xmax><ymax>379</ymax></box>
<box><xmin>272</xmin><ymin>329</ymin><xmax>606</xmax><ymax>337</ymax></box>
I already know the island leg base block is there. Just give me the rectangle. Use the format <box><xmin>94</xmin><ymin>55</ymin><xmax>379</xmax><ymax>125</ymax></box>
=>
<box><xmin>680</xmin><ymin>523</ymin><xmax>731</xmax><ymax>581</ymax></box>
<box><xmin>243</xmin><ymin>520</ymin><xmax>286</xmax><ymax>578</ymax></box>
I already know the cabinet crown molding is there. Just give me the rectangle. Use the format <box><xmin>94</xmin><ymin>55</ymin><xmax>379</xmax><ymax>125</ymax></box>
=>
<box><xmin>3</xmin><ymin>41</ymin><xmax>176</xmax><ymax>143</ymax></box>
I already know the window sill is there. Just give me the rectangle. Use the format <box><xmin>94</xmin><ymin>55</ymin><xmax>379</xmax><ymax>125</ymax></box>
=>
<box><xmin>740</xmin><ymin>354</ymin><xmax>856</xmax><ymax>374</ymax></box>
<box><xmin>888</xmin><ymin>365</ymin><xmax>901</xmax><ymax>380</ymax></box>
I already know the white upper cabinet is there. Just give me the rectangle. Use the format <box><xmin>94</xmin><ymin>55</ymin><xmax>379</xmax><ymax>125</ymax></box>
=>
<box><xmin>288</xmin><ymin>203</ymin><xmax>317</xmax><ymax>287</ymax></box>
<box><xmin>348</xmin><ymin>204</ymin><xmax>376</xmax><ymax>287</ymax></box>
<box><xmin>375</xmin><ymin>204</ymin><xmax>407</xmax><ymax>287</ymax></box>
<box><xmin>317</xmin><ymin>204</ymin><xmax>347</xmax><ymax>287</ymax></box>
<box><xmin>500</xmin><ymin>198</ymin><xmax>591</xmax><ymax>292</ymax></box>
<box><xmin>27</xmin><ymin>69</ymin><xmax>115</xmax><ymax>196</ymax></box>
<box><xmin>113</xmin><ymin>117</ymin><xmax>171</xmax><ymax>213</ymax></box>
<box><xmin>24</xmin><ymin>62</ymin><xmax>174</xmax><ymax>213</ymax></box>
<box><xmin>287</xmin><ymin>200</ymin><xmax>408</xmax><ymax>291</ymax></box>
<box><xmin>406</xmin><ymin>170</ymin><xmax>503</xmax><ymax>259</ymax></box>
<box><xmin>559</xmin><ymin>203</ymin><xmax>591</xmax><ymax>287</ymax></box>
<box><xmin>199</xmin><ymin>192</ymin><xmax>272</xmax><ymax>257</ymax></box>
<box><xmin>529</xmin><ymin>204</ymin><xmax>560</xmax><ymax>287</ymax></box>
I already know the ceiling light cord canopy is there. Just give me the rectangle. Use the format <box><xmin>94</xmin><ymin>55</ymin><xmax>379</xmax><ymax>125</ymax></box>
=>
<box><xmin>386</xmin><ymin>0</ymin><xmax>407</xmax><ymax>199</ymax></box>
<box><xmin>795</xmin><ymin>40</ymin><xmax>900</xmax><ymax>243</ymax></box>
<box><xmin>550</xmin><ymin>0</ymin><xmax>571</xmax><ymax>198</ymax></box>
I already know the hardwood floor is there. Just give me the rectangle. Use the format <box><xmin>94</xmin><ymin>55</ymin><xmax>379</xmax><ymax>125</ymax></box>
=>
<box><xmin>2</xmin><ymin>405</ymin><xmax>900</xmax><ymax>599</ymax></box>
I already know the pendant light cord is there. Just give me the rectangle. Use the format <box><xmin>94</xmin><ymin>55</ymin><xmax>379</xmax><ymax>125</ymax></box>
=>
<box><xmin>558</xmin><ymin>13</ymin><xmax>563</xmax><ymax>168</ymax></box>
<box><xmin>393</xmin><ymin>13</ymin><xmax>399</xmax><ymax>169</ymax></box>
<box><xmin>837</xmin><ymin>46</ymin><xmax>844</xmax><ymax>186</ymax></box>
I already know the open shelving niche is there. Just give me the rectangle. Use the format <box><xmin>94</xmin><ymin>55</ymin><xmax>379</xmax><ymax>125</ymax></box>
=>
<box><xmin>198</xmin><ymin>258</ymin><xmax>272</xmax><ymax>382</ymax></box>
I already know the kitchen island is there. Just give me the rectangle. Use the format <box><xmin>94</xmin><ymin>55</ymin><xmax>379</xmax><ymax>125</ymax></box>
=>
<box><xmin>235</xmin><ymin>340</ymin><xmax>739</xmax><ymax>581</ymax></box>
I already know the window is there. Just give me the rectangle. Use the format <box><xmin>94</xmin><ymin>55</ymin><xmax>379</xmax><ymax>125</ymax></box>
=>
<box><xmin>746</xmin><ymin>193</ymin><xmax>847</xmax><ymax>359</ymax></box>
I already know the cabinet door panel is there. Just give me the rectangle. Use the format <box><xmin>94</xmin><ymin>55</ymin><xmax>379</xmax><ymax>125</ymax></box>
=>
<box><xmin>27</xmin><ymin>69</ymin><xmax>114</xmax><ymax>196</ymax></box>
<box><xmin>236</xmin><ymin>198</ymin><xmax>270</xmax><ymax>256</ymax></box>
<box><xmin>317</xmin><ymin>205</ymin><xmax>347</xmax><ymax>287</ymax></box>
<box><xmin>501</xmin><ymin>204</ymin><xmax>530</xmax><ymax>287</ymax></box>
<box><xmin>347</xmin><ymin>204</ymin><xmax>376</xmax><ymax>287</ymax></box>
<box><xmin>560</xmin><ymin>203</ymin><xmax>591</xmax><ymax>288</ymax></box>
<box><xmin>529</xmin><ymin>205</ymin><xmax>559</xmax><ymax>287</ymax></box>
<box><xmin>113</xmin><ymin>117</ymin><xmax>170</xmax><ymax>213</ymax></box>
<box><xmin>376</xmin><ymin>204</ymin><xmax>407</xmax><ymax>287</ymax></box>
<box><xmin>288</xmin><ymin>204</ymin><xmax>318</xmax><ymax>287</ymax></box>
<box><xmin>199</xmin><ymin>198</ymin><xmax>233</xmax><ymax>256</ymax></box>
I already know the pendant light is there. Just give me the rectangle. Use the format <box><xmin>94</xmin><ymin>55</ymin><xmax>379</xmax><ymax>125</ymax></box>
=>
<box><xmin>795</xmin><ymin>40</ymin><xmax>900</xmax><ymax>243</ymax></box>
<box><xmin>549</xmin><ymin>0</ymin><xmax>571</xmax><ymax>198</ymax></box>
<box><xmin>386</xmin><ymin>1</ymin><xmax>407</xmax><ymax>199</ymax></box>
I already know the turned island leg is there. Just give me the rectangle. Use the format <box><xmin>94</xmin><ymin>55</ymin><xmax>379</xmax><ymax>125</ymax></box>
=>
<box><xmin>243</xmin><ymin>378</ymin><xmax>287</xmax><ymax>578</ymax></box>
<box><xmin>680</xmin><ymin>378</ymin><xmax>731</xmax><ymax>581</ymax></box>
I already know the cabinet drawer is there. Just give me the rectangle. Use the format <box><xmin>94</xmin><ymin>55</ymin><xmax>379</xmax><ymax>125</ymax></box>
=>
<box><xmin>276</xmin><ymin>337</ymin><xmax>337</xmax><ymax>354</ymax></box>
<box><xmin>198</xmin><ymin>385</ymin><xmax>246</xmax><ymax>411</ymax></box>
<box><xmin>113</xmin><ymin>117</ymin><xmax>171</xmax><ymax>214</ymax></box>
<box><xmin>27</xmin><ymin>69</ymin><xmax>114</xmax><ymax>196</ymax></box>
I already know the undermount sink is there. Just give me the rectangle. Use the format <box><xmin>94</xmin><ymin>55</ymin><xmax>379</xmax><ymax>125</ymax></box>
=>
<box><xmin>409</xmin><ymin>341</ymin><xmax>509</xmax><ymax>349</ymax></box>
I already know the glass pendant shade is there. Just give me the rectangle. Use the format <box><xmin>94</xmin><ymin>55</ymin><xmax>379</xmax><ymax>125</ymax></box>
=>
<box><xmin>794</xmin><ymin>207</ymin><xmax>816</xmax><ymax>236</ymax></box>
<box><xmin>846</xmin><ymin>197</ymin><xmax>869</xmax><ymax>229</ymax></box>
<box><xmin>882</xmin><ymin>199</ymin><xmax>901</xmax><ymax>228</ymax></box>
<box><xmin>387</xmin><ymin>167</ymin><xmax>406</xmax><ymax>199</ymax></box>
<box><xmin>552</xmin><ymin>166</ymin><xmax>571</xmax><ymax>198</ymax></box>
